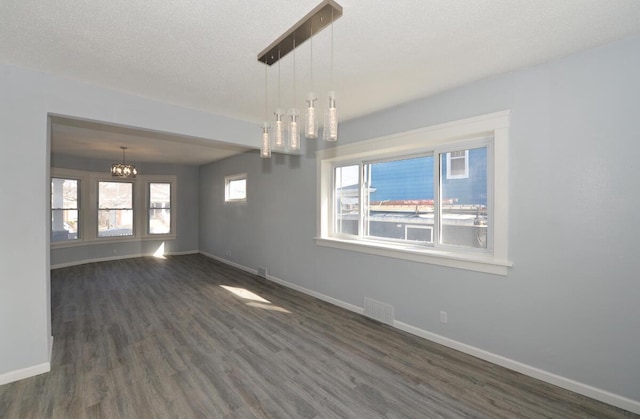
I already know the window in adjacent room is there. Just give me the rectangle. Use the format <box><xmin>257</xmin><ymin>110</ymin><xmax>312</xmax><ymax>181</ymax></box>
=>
<box><xmin>225</xmin><ymin>173</ymin><xmax>247</xmax><ymax>203</ymax></box>
<box><xmin>98</xmin><ymin>181</ymin><xmax>134</xmax><ymax>238</ymax></box>
<box><xmin>51</xmin><ymin>177</ymin><xmax>79</xmax><ymax>242</ymax></box>
<box><xmin>148</xmin><ymin>182</ymin><xmax>172</xmax><ymax>234</ymax></box>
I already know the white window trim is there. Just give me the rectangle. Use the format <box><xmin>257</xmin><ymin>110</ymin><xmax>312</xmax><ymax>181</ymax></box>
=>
<box><xmin>51</xmin><ymin>176</ymin><xmax>81</xmax><ymax>243</ymax></box>
<box><xmin>50</xmin><ymin>168</ymin><xmax>177</xmax><ymax>248</ymax></box>
<box><xmin>97</xmin><ymin>179</ymin><xmax>135</xmax><ymax>239</ymax></box>
<box><xmin>145</xmin><ymin>180</ymin><xmax>177</xmax><ymax>237</ymax></box>
<box><xmin>316</xmin><ymin>110</ymin><xmax>511</xmax><ymax>275</ymax></box>
<box><xmin>225</xmin><ymin>173</ymin><xmax>247</xmax><ymax>203</ymax></box>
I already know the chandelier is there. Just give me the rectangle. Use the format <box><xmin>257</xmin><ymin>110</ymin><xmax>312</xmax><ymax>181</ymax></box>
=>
<box><xmin>111</xmin><ymin>146</ymin><xmax>137</xmax><ymax>178</ymax></box>
<box><xmin>258</xmin><ymin>0</ymin><xmax>343</xmax><ymax>157</ymax></box>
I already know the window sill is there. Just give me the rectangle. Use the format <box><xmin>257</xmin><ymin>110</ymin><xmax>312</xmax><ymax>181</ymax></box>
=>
<box><xmin>51</xmin><ymin>235</ymin><xmax>177</xmax><ymax>249</ymax></box>
<box><xmin>315</xmin><ymin>237</ymin><xmax>512</xmax><ymax>275</ymax></box>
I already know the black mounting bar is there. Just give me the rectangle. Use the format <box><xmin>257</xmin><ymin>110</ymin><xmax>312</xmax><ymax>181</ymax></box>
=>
<box><xmin>257</xmin><ymin>0</ymin><xmax>343</xmax><ymax>66</ymax></box>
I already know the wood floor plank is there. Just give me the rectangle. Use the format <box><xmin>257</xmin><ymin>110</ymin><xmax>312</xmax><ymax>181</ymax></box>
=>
<box><xmin>0</xmin><ymin>254</ymin><xmax>637</xmax><ymax>418</ymax></box>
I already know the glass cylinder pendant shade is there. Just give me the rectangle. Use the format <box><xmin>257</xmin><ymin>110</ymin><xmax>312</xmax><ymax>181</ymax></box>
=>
<box><xmin>274</xmin><ymin>109</ymin><xmax>285</xmax><ymax>149</ymax></box>
<box><xmin>305</xmin><ymin>94</ymin><xmax>318</xmax><ymax>139</ymax></box>
<box><xmin>260</xmin><ymin>123</ymin><xmax>271</xmax><ymax>158</ymax></box>
<box><xmin>324</xmin><ymin>91</ymin><xmax>338</xmax><ymax>142</ymax></box>
<box><xmin>288</xmin><ymin>109</ymin><xmax>300</xmax><ymax>152</ymax></box>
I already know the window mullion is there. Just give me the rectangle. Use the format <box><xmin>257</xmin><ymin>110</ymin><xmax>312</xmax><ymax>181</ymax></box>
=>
<box><xmin>433</xmin><ymin>151</ymin><xmax>442</xmax><ymax>247</ymax></box>
<box><xmin>360</xmin><ymin>163</ymin><xmax>368</xmax><ymax>239</ymax></box>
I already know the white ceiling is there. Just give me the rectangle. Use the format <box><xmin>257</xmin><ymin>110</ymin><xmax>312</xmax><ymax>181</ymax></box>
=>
<box><xmin>2</xmin><ymin>0</ymin><xmax>640</xmax><ymax>165</ymax></box>
<box><xmin>49</xmin><ymin>116</ymin><xmax>250</xmax><ymax>165</ymax></box>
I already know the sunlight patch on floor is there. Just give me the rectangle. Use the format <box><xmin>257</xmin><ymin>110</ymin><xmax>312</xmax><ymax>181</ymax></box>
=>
<box><xmin>220</xmin><ymin>285</ymin><xmax>290</xmax><ymax>313</ymax></box>
<box><xmin>220</xmin><ymin>285</ymin><xmax>270</xmax><ymax>302</ymax></box>
<box><xmin>153</xmin><ymin>242</ymin><xmax>166</xmax><ymax>258</ymax></box>
<box><xmin>246</xmin><ymin>301</ymin><xmax>291</xmax><ymax>313</ymax></box>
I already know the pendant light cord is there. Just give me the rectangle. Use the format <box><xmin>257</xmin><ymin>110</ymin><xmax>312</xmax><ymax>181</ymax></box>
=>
<box><xmin>292</xmin><ymin>37</ymin><xmax>296</xmax><ymax>106</ymax></box>
<box><xmin>277</xmin><ymin>50</ymin><xmax>281</xmax><ymax>109</ymax></box>
<box><xmin>330</xmin><ymin>9</ymin><xmax>334</xmax><ymax>90</ymax></box>
<box><xmin>264</xmin><ymin>64</ymin><xmax>268</xmax><ymax>121</ymax></box>
<box><xmin>310</xmin><ymin>26</ymin><xmax>314</xmax><ymax>92</ymax></box>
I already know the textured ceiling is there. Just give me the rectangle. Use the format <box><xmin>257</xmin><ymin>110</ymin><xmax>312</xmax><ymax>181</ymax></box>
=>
<box><xmin>2</xmin><ymin>0</ymin><xmax>640</xmax><ymax>164</ymax></box>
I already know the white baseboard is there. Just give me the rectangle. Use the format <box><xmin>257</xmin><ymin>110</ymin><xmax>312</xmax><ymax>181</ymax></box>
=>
<box><xmin>50</xmin><ymin>250</ymin><xmax>199</xmax><ymax>270</ymax></box>
<box><xmin>0</xmin><ymin>335</ymin><xmax>54</xmax><ymax>385</ymax></box>
<box><xmin>394</xmin><ymin>322</ymin><xmax>640</xmax><ymax>415</ymax></box>
<box><xmin>199</xmin><ymin>252</ymin><xmax>363</xmax><ymax>314</ymax></box>
<box><xmin>167</xmin><ymin>250</ymin><xmax>200</xmax><ymax>256</ymax></box>
<box><xmin>266</xmin><ymin>273</ymin><xmax>364</xmax><ymax>315</ymax></box>
<box><xmin>202</xmin><ymin>252</ymin><xmax>640</xmax><ymax>415</ymax></box>
<box><xmin>0</xmin><ymin>362</ymin><xmax>50</xmax><ymax>386</ymax></box>
<box><xmin>199</xmin><ymin>252</ymin><xmax>259</xmax><ymax>275</ymax></box>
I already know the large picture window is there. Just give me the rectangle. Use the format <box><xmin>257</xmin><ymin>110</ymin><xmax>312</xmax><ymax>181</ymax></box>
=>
<box><xmin>98</xmin><ymin>181</ymin><xmax>133</xmax><ymax>238</ymax></box>
<box><xmin>335</xmin><ymin>147</ymin><xmax>488</xmax><ymax>250</ymax></box>
<box><xmin>51</xmin><ymin>177</ymin><xmax>79</xmax><ymax>242</ymax></box>
<box><xmin>317</xmin><ymin>111</ymin><xmax>511</xmax><ymax>275</ymax></box>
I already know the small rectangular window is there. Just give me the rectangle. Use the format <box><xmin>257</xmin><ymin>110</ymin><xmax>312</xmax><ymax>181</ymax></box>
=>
<box><xmin>98</xmin><ymin>181</ymin><xmax>133</xmax><ymax>238</ymax></box>
<box><xmin>225</xmin><ymin>174</ymin><xmax>247</xmax><ymax>202</ymax></box>
<box><xmin>51</xmin><ymin>178</ymin><xmax>79</xmax><ymax>242</ymax></box>
<box><xmin>446</xmin><ymin>149</ymin><xmax>469</xmax><ymax>179</ymax></box>
<box><xmin>149</xmin><ymin>182</ymin><xmax>171</xmax><ymax>234</ymax></box>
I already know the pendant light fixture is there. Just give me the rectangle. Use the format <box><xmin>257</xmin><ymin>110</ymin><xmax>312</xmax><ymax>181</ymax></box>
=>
<box><xmin>260</xmin><ymin>65</ymin><xmax>271</xmax><ymax>158</ymax></box>
<box><xmin>261</xmin><ymin>123</ymin><xmax>271</xmax><ymax>158</ymax></box>
<box><xmin>257</xmin><ymin>0</ymin><xmax>342</xmax><ymax>153</ymax></box>
<box><xmin>323</xmin><ymin>8</ymin><xmax>338</xmax><ymax>142</ymax></box>
<box><xmin>305</xmin><ymin>26</ymin><xmax>318</xmax><ymax>139</ymax></box>
<box><xmin>274</xmin><ymin>50</ymin><xmax>285</xmax><ymax>151</ymax></box>
<box><xmin>111</xmin><ymin>146</ymin><xmax>137</xmax><ymax>178</ymax></box>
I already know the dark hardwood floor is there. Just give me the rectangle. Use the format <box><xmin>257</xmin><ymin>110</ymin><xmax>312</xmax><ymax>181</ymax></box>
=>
<box><xmin>0</xmin><ymin>254</ymin><xmax>636</xmax><ymax>418</ymax></box>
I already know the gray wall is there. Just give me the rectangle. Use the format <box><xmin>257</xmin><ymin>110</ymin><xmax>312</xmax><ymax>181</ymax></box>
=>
<box><xmin>2</xmin><ymin>33</ymin><xmax>638</xmax><ymax>409</ymax></box>
<box><xmin>0</xmin><ymin>63</ymin><xmax>256</xmax><ymax>381</ymax></box>
<box><xmin>199</xmin><ymin>36</ymin><xmax>640</xmax><ymax>404</ymax></box>
<box><xmin>50</xmin><ymin>154</ymin><xmax>200</xmax><ymax>267</ymax></box>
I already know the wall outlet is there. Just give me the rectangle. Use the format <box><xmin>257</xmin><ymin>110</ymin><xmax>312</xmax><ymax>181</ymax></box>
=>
<box><xmin>225</xmin><ymin>249</ymin><xmax>231</xmax><ymax>257</ymax></box>
<box><xmin>257</xmin><ymin>266</ymin><xmax>267</xmax><ymax>278</ymax></box>
<box><xmin>440</xmin><ymin>311</ymin><xmax>448</xmax><ymax>324</ymax></box>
